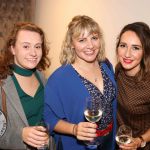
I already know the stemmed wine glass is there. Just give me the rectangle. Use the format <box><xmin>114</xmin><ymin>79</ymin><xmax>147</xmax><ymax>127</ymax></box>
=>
<box><xmin>36</xmin><ymin>121</ymin><xmax>50</xmax><ymax>150</ymax></box>
<box><xmin>116</xmin><ymin>125</ymin><xmax>132</xmax><ymax>146</ymax></box>
<box><xmin>84</xmin><ymin>96</ymin><xmax>103</xmax><ymax>147</ymax></box>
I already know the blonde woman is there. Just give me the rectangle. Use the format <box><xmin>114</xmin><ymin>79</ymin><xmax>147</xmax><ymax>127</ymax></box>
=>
<box><xmin>44</xmin><ymin>15</ymin><xmax>117</xmax><ymax>150</ymax></box>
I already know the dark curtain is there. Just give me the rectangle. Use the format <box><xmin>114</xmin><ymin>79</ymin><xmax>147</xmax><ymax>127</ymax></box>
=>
<box><xmin>0</xmin><ymin>0</ymin><xmax>36</xmax><ymax>50</ymax></box>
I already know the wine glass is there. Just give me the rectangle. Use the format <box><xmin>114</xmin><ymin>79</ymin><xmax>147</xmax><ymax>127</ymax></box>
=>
<box><xmin>116</xmin><ymin>125</ymin><xmax>132</xmax><ymax>146</ymax></box>
<box><xmin>36</xmin><ymin>121</ymin><xmax>50</xmax><ymax>150</ymax></box>
<box><xmin>84</xmin><ymin>96</ymin><xmax>103</xmax><ymax>147</ymax></box>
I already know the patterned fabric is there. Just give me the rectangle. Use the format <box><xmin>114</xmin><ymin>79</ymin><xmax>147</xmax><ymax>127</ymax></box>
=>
<box><xmin>44</xmin><ymin>63</ymin><xmax>117</xmax><ymax>150</ymax></box>
<box><xmin>116</xmin><ymin>67</ymin><xmax>150</xmax><ymax>150</ymax></box>
<box><xmin>75</xmin><ymin>64</ymin><xmax>116</xmax><ymax>130</ymax></box>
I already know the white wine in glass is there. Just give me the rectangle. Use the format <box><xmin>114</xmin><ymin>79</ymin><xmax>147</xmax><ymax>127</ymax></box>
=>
<box><xmin>84</xmin><ymin>96</ymin><xmax>103</xmax><ymax>147</ymax></box>
<box><xmin>84</xmin><ymin>109</ymin><xmax>102</xmax><ymax>123</ymax></box>
<box><xmin>116</xmin><ymin>125</ymin><xmax>132</xmax><ymax>146</ymax></box>
<box><xmin>84</xmin><ymin>97</ymin><xmax>102</xmax><ymax>123</ymax></box>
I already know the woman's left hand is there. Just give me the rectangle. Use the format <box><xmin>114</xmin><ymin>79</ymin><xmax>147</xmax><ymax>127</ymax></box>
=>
<box><xmin>119</xmin><ymin>137</ymin><xmax>141</xmax><ymax>150</ymax></box>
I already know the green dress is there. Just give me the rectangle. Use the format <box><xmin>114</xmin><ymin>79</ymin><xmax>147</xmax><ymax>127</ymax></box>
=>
<box><xmin>12</xmin><ymin>72</ymin><xmax>44</xmax><ymax>126</ymax></box>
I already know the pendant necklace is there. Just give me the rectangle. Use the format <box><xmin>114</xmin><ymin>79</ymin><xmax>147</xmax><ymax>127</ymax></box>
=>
<box><xmin>94</xmin><ymin>78</ymin><xmax>98</xmax><ymax>82</ymax></box>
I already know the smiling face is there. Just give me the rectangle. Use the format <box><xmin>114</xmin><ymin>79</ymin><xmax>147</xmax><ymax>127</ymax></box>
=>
<box><xmin>72</xmin><ymin>29</ymin><xmax>100</xmax><ymax>64</ymax></box>
<box><xmin>117</xmin><ymin>31</ymin><xmax>144</xmax><ymax>76</ymax></box>
<box><xmin>11</xmin><ymin>30</ymin><xmax>42</xmax><ymax>69</ymax></box>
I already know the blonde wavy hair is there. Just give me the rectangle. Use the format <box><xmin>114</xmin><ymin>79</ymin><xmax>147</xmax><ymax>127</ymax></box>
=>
<box><xmin>60</xmin><ymin>15</ymin><xmax>105</xmax><ymax>65</ymax></box>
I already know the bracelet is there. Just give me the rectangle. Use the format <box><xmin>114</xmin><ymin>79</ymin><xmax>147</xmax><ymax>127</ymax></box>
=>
<box><xmin>72</xmin><ymin>124</ymin><xmax>77</xmax><ymax>136</ymax></box>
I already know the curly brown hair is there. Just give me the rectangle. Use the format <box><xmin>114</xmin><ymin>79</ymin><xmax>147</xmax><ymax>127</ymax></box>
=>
<box><xmin>0</xmin><ymin>22</ymin><xmax>50</xmax><ymax>79</ymax></box>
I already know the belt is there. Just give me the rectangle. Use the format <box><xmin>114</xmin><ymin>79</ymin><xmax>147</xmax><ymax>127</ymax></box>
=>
<box><xmin>96</xmin><ymin>122</ymin><xmax>113</xmax><ymax>137</ymax></box>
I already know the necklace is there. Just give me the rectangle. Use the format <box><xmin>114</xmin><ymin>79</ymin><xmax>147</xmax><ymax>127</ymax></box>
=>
<box><xmin>94</xmin><ymin>78</ymin><xmax>98</xmax><ymax>82</ymax></box>
<box><xmin>73</xmin><ymin>62</ymin><xmax>101</xmax><ymax>84</ymax></box>
<box><xmin>12</xmin><ymin>64</ymin><xmax>36</xmax><ymax>76</ymax></box>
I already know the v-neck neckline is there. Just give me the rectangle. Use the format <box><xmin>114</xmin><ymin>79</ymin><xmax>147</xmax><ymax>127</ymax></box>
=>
<box><xmin>71</xmin><ymin>63</ymin><xmax>105</xmax><ymax>95</ymax></box>
<box><xmin>12</xmin><ymin>72</ymin><xmax>43</xmax><ymax>98</ymax></box>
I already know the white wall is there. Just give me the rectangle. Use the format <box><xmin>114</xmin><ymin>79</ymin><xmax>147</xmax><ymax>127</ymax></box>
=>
<box><xmin>34</xmin><ymin>0</ymin><xmax>150</xmax><ymax>77</ymax></box>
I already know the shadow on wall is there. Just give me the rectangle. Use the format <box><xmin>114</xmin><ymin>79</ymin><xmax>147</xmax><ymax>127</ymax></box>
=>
<box><xmin>0</xmin><ymin>0</ymin><xmax>35</xmax><ymax>50</ymax></box>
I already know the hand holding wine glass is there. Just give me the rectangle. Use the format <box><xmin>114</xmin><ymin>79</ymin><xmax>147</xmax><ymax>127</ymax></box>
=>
<box><xmin>84</xmin><ymin>96</ymin><xmax>103</xmax><ymax>147</ymax></box>
<box><xmin>36</xmin><ymin>121</ymin><xmax>50</xmax><ymax>150</ymax></box>
<box><xmin>116</xmin><ymin>125</ymin><xmax>132</xmax><ymax>146</ymax></box>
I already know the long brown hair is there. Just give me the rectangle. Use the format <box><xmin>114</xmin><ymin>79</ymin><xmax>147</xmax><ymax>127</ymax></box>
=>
<box><xmin>0</xmin><ymin>22</ymin><xmax>50</xmax><ymax>79</ymax></box>
<box><xmin>116</xmin><ymin>22</ymin><xmax>150</xmax><ymax>80</ymax></box>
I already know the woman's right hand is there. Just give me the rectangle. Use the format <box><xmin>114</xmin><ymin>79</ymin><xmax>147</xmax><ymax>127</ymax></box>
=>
<box><xmin>119</xmin><ymin>137</ymin><xmax>142</xmax><ymax>150</ymax></box>
<box><xmin>74</xmin><ymin>122</ymin><xmax>97</xmax><ymax>141</ymax></box>
<box><xmin>22</xmin><ymin>126</ymin><xmax>49</xmax><ymax>148</ymax></box>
